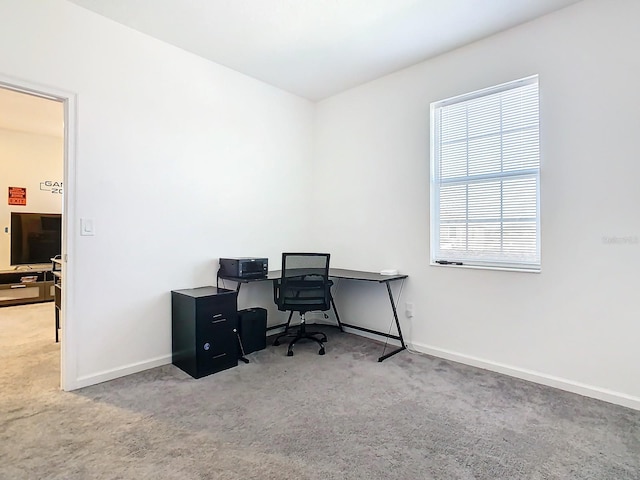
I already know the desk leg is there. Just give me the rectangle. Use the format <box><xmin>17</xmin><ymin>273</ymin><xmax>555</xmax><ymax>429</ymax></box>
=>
<box><xmin>377</xmin><ymin>281</ymin><xmax>406</xmax><ymax>362</ymax></box>
<box><xmin>330</xmin><ymin>295</ymin><xmax>344</xmax><ymax>332</ymax></box>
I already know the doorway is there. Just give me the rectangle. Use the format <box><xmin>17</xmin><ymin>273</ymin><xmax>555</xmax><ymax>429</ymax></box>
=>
<box><xmin>0</xmin><ymin>77</ymin><xmax>76</xmax><ymax>391</ymax></box>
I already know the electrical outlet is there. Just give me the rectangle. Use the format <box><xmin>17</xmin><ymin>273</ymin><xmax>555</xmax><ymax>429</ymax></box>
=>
<box><xmin>405</xmin><ymin>302</ymin><xmax>414</xmax><ymax>318</ymax></box>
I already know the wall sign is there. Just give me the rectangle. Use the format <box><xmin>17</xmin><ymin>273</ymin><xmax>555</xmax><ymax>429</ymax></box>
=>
<box><xmin>8</xmin><ymin>186</ymin><xmax>27</xmax><ymax>206</ymax></box>
<box><xmin>40</xmin><ymin>180</ymin><xmax>63</xmax><ymax>195</ymax></box>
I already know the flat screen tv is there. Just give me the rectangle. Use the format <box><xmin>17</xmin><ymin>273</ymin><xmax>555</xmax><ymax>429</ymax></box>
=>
<box><xmin>10</xmin><ymin>212</ymin><xmax>62</xmax><ymax>266</ymax></box>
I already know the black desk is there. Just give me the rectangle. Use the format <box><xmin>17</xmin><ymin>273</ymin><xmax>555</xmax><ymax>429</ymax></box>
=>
<box><xmin>218</xmin><ymin>268</ymin><xmax>408</xmax><ymax>361</ymax></box>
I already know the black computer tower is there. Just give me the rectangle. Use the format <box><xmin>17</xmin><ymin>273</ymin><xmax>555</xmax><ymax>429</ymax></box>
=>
<box><xmin>238</xmin><ymin>307</ymin><xmax>267</xmax><ymax>355</ymax></box>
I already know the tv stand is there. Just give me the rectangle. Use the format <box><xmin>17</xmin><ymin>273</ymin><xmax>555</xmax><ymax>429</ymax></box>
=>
<box><xmin>0</xmin><ymin>267</ymin><xmax>55</xmax><ymax>307</ymax></box>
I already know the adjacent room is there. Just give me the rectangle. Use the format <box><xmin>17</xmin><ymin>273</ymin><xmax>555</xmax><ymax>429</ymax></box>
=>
<box><xmin>0</xmin><ymin>87</ymin><xmax>63</xmax><ymax>366</ymax></box>
<box><xmin>1</xmin><ymin>0</ymin><xmax>639</xmax><ymax>478</ymax></box>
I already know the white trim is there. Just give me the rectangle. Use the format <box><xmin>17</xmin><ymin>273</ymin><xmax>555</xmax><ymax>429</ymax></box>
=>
<box><xmin>429</xmin><ymin>262</ymin><xmax>541</xmax><ymax>273</ymax></box>
<box><xmin>433</xmin><ymin>74</ymin><xmax>539</xmax><ymax>108</ymax></box>
<box><xmin>410</xmin><ymin>341</ymin><xmax>640</xmax><ymax>411</ymax></box>
<box><xmin>66</xmin><ymin>355</ymin><xmax>172</xmax><ymax>391</ymax></box>
<box><xmin>0</xmin><ymin>73</ymin><xmax>78</xmax><ymax>392</ymax></box>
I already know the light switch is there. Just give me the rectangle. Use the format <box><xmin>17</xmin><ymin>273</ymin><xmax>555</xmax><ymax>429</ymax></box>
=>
<box><xmin>80</xmin><ymin>218</ymin><xmax>95</xmax><ymax>236</ymax></box>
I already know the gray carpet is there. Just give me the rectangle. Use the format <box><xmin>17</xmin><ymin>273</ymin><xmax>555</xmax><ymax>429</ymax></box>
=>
<box><xmin>1</xmin><ymin>303</ymin><xmax>639</xmax><ymax>480</ymax></box>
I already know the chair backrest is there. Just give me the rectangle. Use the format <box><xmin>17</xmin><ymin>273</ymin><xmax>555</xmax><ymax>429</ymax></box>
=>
<box><xmin>275</xmin><ymin>253</ymin><xmax>331</xmax><ymax>313</ymax></box>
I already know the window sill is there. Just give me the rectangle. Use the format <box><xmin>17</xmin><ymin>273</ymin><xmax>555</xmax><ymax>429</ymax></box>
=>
<box><xmin>430</xmin><ymin>262</ymin><xmax>540</xmax><ymax>273</ymax></box>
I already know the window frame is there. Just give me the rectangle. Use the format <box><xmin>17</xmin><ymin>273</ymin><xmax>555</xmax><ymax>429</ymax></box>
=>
<box><xmin>429</xmin><ymin>75</ymin><xmax>541</xmax><ymax>272</ymax></box>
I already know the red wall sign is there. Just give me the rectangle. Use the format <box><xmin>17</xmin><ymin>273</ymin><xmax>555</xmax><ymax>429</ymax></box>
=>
<box><xmin>8</xmin><ymin>186</ymin><xmax>27</xmax><ymax>206</ymax></box>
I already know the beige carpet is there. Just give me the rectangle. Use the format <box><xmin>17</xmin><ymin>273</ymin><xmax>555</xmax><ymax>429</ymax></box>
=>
<box><xmin>1</xmin><ymin>302</ymin><xmax>639</xmax><ymax>479</ymax></box>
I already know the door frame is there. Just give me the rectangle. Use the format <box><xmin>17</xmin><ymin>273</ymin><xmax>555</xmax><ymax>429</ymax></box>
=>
<box><xmin>0</xmin><ymin>74</ymin><xmax>77</xmax><ymax>391</ymax></box>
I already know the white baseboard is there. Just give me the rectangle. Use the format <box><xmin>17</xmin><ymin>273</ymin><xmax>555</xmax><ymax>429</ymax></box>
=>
<box><xmin>64</xmin><ymin>354</ymin><xmax>172</xmax><ymax>391</ymax></box>
<box><xmin>410</xmin><ymin>341</ymin><xmax>640</xmax><ymax>411</ymax></box>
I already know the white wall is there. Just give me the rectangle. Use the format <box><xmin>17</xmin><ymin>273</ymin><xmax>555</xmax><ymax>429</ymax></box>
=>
<box><xmin>0</xmin><ymin>0</ymin><xmax>315</xmax><ymax>388</ymax></box>
<box><xmin>313</xmin><ymin>0</ymin><xmax>640</xmax><ymax>409</ymax></box>
<box><xmin>0</xmin><ymin>128</ymin><xmax>63</xmax><ymax>270</ymax></box>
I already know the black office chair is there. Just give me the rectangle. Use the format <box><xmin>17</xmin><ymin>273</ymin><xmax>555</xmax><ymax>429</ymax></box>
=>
<box><xmin>272</xmin><ymin>253</ymin><xmax>332</xmax><ymax>356</ymax></box>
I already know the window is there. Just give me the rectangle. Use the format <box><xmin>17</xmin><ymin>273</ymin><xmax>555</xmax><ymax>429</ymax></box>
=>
<box><xmin>430</xmin><ymin>76</ymin><xmax>540</xmax><ymax>271</ymax></box>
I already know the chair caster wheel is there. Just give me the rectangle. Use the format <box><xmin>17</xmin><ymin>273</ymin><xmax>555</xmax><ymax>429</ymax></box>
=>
<box><xmin>287</xmin><ymin>351</ymin><xmax>294</xmax><ymax>357</ymax></box>
<box><xmin>273</xmin><ymin>340</ymin><xmax>280</xmax><ymax>346</ymax></box>
<box><xmin>319</xmin><ymin>348</ymin><xmax>325</xmax><ymax>355</ymax></box>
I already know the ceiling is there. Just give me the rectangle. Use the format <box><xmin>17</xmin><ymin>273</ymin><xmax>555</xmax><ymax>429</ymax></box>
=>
<box><xmin>67</xmin><ymin>0</ymin><xmax>582</xmax><ymax>101</ymax></box>
<box><xmin>0</xmin><ymin>87</ymin><xmax>64</xmax><ymax>138</ymax></box>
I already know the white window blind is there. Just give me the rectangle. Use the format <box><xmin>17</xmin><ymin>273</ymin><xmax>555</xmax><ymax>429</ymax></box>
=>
<box><xmin>430</xmin><ymin>76</ymin><xmax>540</xmax><ymax>271</ymax></box>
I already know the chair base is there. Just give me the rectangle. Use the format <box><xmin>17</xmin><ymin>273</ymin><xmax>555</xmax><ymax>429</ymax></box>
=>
<box><xmin>273</xmin><ymin>315</ymin><xmax>327</xmax><ymax>356</ymax></box>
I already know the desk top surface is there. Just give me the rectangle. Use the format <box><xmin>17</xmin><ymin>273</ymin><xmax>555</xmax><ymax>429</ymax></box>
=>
<box><xmin>219</xmin><ymin>268</ymin><xmax>407</xmax><ymax>283</ymax></box>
